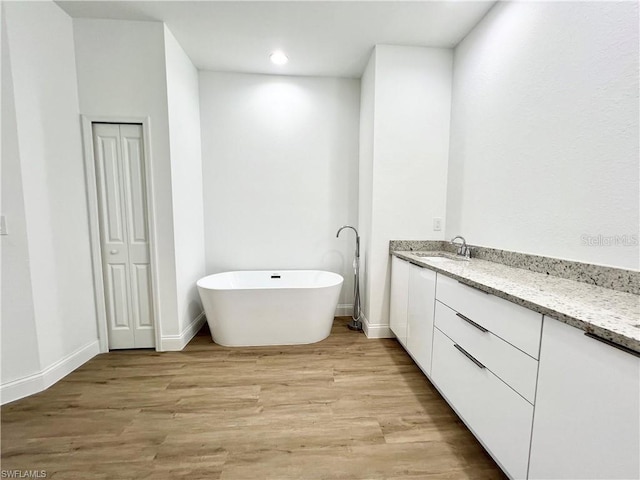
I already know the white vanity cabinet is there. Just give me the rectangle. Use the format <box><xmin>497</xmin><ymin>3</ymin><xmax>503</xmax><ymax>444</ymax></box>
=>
<box><xmin>432</xmin><ymin>328</ymin><xmax>534</xmax><ymax>480</ymax></box>
<box><xmin>389</xmin><ymin>256</ymin><xmax>410</xmax><ymax>347</ymax></box>
<box><xmin>389</xmin><ymin>256</ymin><xmax>437</xmax><ymax>376</ymax></box>
<box><xmin>389</xmin><ymin>254</ymin><xmax>639</xmax><ymax>480</ymax></box>
<box><xmin>528</xmin><ymin>317</ymin><xmax>640</xmax><ymax>480</ymax></box>
<box><xmin>435</xmin><ymin>274</ymin><xmax>542</xmax><ymax>358</ymax></box>
<box><xmin>431</xmin><ymin>275</ymin><xmax>543</xmax><ymax>480</ymax></box>
<box><xmin>406</xmin><ymin>264</ymin><xmax>436</xmax><ymax>375</ymax></box>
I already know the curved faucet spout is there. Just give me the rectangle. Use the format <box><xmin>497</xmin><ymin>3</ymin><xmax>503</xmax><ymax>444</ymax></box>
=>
<box><xmin>336</xmin><ymin>225</ymin><xmax>360</xmax><ymax>258</ymax></box>
<box><xmin>450</xmin><ymin>235</ymin><xmax>466</xmax><ymax>246</ymax></box>
<box><xmin>450</xmin><ymin>235</ymin><xmax>470</xmax><ymax>258</ymax></box>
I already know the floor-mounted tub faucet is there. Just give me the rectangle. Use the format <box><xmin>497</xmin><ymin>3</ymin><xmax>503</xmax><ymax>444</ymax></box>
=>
<box><xmin>336</xmin><ymin>225</ymin><xmax>362</xmax><ymax>331</ymax></box>
<box><xmin>451</xmin><ymin>235</ymin><xmax>471</xmax><ymax>258</ymax></box>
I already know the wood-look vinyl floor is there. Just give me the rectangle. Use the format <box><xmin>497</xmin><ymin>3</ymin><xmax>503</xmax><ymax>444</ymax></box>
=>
<box><xmin>1</xmin><ymin>317</ymin><xmax>506</xmax><ymax>480</ymax></box>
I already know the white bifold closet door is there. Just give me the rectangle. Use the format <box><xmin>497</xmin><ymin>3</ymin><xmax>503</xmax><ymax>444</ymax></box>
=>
<box><xmin>92</xmin><ymin>123</ymin><xmax>155</xmax><ymax>349</ymax></box>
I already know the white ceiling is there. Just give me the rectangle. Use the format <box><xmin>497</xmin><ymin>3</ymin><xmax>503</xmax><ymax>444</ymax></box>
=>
<box><xmin>56</xmin><ymin>1</ymin><xmax>496</xmax><ymax>78</ymax></box>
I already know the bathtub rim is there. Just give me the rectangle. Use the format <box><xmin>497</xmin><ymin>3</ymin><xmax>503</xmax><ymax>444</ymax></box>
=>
<box><xmin>196</xmin><ymin>269</ymin><xmax>344</xmax><ymax>291</ymax></box>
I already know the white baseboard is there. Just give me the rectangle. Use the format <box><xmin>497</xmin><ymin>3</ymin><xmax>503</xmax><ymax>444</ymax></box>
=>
<box><xmin>160</xmin><ymin>312</ymin><xmax>206</xmax><ymax>351</ymax></box>
<box><xmin>362</xmin><ymin>314</ymin><xmax>395</xmax><ymax>339</ymax></box>
<box><xmin>335</xmin><ymin>303</ymin><xmax>354</xmax><ymax>317</ymax></box>
<box><xmin>1</xmin><ymin>340</ymin><xmax>100</xmax><ymax>405</ymax></box>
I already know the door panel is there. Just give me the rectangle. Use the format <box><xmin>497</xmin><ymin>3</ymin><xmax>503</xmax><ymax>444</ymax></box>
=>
<box><xmin>95</xmin><ymin>131</ymin><xmax>126</xmax><ymax>245</ymax></box>
<box><xmin>132</xmin><ymin>264</ymin><xmax>153</xmax><ymax>329</ymax></box>
<box><xmin>107</xmin><ymin>264</ymin><xmax>130</xmax><ymax>329</ymax></box>
<box><xmin>121</xmin><ymin>126</ymin><xmax>148</xmax><ymax>246</ymax></box>
<box><xmin>93</xmin><ymin>123</ymin><xmax>155</xmax><ymax>349</ymax></box>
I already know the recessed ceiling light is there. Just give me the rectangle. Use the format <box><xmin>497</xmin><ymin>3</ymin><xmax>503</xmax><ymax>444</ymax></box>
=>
<box><xmin>270</xmin><ymin>51</ymin><xmax>288</xmax><ymax>66</ymax></box>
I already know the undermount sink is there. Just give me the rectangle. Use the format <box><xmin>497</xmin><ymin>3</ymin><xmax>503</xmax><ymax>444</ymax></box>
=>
<box><xmin>413</xmin><ymin>252</ymin><xmax>468</xmax><ymax>262</ymax></box>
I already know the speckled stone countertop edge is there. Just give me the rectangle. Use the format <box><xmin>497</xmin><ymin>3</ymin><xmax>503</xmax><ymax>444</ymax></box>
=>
<box><xmin>389</xmin><ymin>240</ymin><xmax>639</xmax><ymax>295</ymax></box>
<box><xmin>392</xmin><ymin>250</ymin><xmax>640</xmax><ymax>355</ymax></box>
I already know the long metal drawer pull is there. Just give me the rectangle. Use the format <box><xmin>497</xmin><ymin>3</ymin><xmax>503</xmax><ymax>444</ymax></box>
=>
<box><xmin>584</xmin><ymin>333</ymin><xmax>640</xmax><ymax>359</ymax></box>
<box><xmin>458</xmin><ymin>280</ymin><xmax>490</xmax><ymax>294</ymax></box>
<box><xmin>453</xmin><ymin>344</ymin><xmax>486</xmax><ymax>369</ymax></box>
<box><xmin>455</xmin><ymin>312</ymin><xmax>489</xmax><ymax>333</ymax></box>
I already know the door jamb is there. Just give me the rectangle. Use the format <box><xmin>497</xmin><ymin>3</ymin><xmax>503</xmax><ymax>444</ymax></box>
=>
<box><xmin>81</xmin><ymin>115</ymin><xmax>163</xmax><ymax>352</ymax></box>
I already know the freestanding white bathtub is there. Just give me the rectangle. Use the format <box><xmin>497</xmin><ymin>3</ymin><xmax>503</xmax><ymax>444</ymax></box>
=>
<box><xmin>196</xmin><ymin>270</ymin><xmax>343</xmax><ymax>347</ymax></box>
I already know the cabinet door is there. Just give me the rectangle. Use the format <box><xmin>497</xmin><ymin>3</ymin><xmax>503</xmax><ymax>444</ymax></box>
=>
<box><xmin>436</xmin><ymin>274</ymin><xmax>542</xmax><ymax>358</ymax></box>
<box><xmin>406</xmin><ymin>265</ymin><xmax>436</xmax><ymax>375</ymax></box>
<box><xmin>434</xmin><ymin>300</ymin><xmax>538</xmax><ymax>403</ymax></box>
<box><xmin>432</xmin><ymin>328</ymin><xmax>534</xmax><ymax>480</ymax></box>
<box><xmin>389</xmin><ymin>256</ymin><xmax>410</xmax><ymax>347</ymax></box>
<box><xmin>529</xmin><ymin>317</ymin><xmax>640</xmax><ymax>480</ymax></box>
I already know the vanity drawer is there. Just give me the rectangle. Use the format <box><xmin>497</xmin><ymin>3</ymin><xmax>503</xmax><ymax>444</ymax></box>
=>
<box><xmin>432</xmin><ymin>327</ymin><xmax>534</xmax><ymax>480</ymax></box>
<box><xmin>436</xmin><ymin>274</ymin><xmax>542</xmax><ymax>358</ymax></box>
<box><xmin>435</xmin><ymin>300</ymin><xmax>538</xmax><ymax>403</ymax></box>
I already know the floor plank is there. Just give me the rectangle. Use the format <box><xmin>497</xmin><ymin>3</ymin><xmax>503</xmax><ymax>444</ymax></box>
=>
<box><xmin>1</xmin><ymin>317</ymin><xmax>506</xmax><ymax>479</ymax></box>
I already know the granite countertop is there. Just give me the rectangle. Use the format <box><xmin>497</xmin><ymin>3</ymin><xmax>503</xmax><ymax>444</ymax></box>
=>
<box><xmin>392</xmin><ymin>250</ymin><xmax>640</xmax><ymax>354</ymax></box>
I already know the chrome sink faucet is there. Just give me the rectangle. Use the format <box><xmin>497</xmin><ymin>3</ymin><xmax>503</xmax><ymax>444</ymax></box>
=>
<box><xmin>451</xmin><ymin>235</ymin><xmax>471</xmax><ymax>258</ymax></box>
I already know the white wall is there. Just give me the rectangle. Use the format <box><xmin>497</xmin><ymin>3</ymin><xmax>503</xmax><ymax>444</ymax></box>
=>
<box><xmin>2</xmin><ymin>1</ymin><xmax>99</xmax><ymax>403</ymax></box>
<box><xmin>362</xmin><ymin>45</ymin><xmax>453</xmax><ymax>334</ymax></box>
<box><xmin>73</xmin><ymin>18</ymin><xmax>182</xmax><ymax>341</ymax></box>
<box><xmin>164</xmin><ymin>26</ymin><xmax>206</xmax><ymax>335</ymax></box>
<box><xmin>199</xmin><ymin>72</ymin><xmax>360</xmax><ymax>311</ymax></box>
<box><xmin>447</xmin><ymin>1</ymin><xmax>639</xmax><ymax>270</ymax></box>
<box><xmin>358</xmin><ymin>51</ymin><xmax>376</xmax><ymax>324</ymax></box>
<box><xmin>1</xmin><ymin>7</ymin><xmax>41</xmax><ymax>386</ymax></box>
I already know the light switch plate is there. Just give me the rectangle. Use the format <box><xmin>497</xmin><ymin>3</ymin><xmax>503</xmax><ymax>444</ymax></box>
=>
<box><xmin>0</xmin><ymin>215</ymin><xmax>7</xmax><ymax>235</ymax></box>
